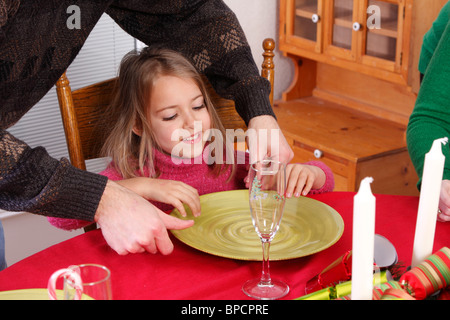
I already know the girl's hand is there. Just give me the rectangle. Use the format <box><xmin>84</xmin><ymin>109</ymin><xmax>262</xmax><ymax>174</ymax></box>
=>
<box><xmin>285</xmin><ymin>164</ymin><xmax>326</xmax><ymax>198</ymax></box>
<box><xmin>116</xmin><ymin>178</ymin><xmax>201</xmax><ymax>217</ymax></box>
<box><xmin>438</xmin><ymin>179</ymin><xmax>450</xmax><ymax>222</ymax></box>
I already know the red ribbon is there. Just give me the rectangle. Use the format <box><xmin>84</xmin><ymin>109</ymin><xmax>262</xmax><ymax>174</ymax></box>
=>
<box><xmin>306</xmin><ymin>250</ymin><xmax>352</xmax><ymax>294</ymax></box>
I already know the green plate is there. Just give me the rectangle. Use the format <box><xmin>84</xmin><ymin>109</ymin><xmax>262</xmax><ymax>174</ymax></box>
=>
<box><xmin>0</xmin><ymin>288</ymin><xmax>93</xmax><ymax>300</ymax></box>
<box><xmin>170</xmin><ymin>190</ymin><xmax>344</xmax><ymax>261</ymax></box>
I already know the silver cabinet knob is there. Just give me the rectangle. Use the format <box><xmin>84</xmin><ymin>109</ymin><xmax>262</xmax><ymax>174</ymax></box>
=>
<box><xmin>313</xmin><ymin>149</ymin><xmax>323</xmax><ymax>159</ymax></box>
<box><xmin>353</xmin><ymin>22</ymin><xmax>361</xmax><ymax>31</ymax></box>
<box><xmin>311</xmin><ymin>14</ymin><xmax>320</xmax><ymax>23</ymax></box>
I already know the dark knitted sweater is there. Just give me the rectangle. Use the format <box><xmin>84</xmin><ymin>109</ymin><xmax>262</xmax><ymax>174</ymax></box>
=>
<box><xmin>0</xmin><ymin>0</ymin><xmax>274</xmax><ymax>221</ymax></box>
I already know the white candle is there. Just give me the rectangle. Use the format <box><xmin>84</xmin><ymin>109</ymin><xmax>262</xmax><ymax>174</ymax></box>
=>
<box><xmin>411</xmin><ymin>137</ymin><xmax>448</xmax><ymax>267</ymax></box>
<box><xmin>351</xmin><ymin>177</ymin><xmax>376</xmax><ymax>300</ymax></box>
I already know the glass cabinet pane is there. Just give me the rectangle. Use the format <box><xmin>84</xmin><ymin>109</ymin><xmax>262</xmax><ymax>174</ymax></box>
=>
<box><xmin>365</xmin><ymin>0</ymin><xmax>398</xmax><ymax>61</ymax></box>
<box><xmin>332</xmin><ymin>0</ymin><xmax>353</xmax><ymax>50</ymax></box>
<box><xmin>294</xmin><ymin>0</ymin><xmax>319</xmax><ymax>42</ymax></box>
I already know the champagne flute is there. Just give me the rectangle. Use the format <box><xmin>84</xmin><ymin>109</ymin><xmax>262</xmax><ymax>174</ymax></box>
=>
<box><xmin>242</xmin><ymin>159</ymin><xmax>289</xmax><ymax>300</ymax></box>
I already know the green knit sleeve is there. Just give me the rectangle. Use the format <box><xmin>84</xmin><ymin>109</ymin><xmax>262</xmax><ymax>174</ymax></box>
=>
<box><xmin>407</xmin><ymin>19</ymin><xmax>450</xmax><ymax>189</ymax></box>
<box><xmin>418</xmin><ymin>1</ymin><xmax>450</xmax><ymax>74</ymax></box>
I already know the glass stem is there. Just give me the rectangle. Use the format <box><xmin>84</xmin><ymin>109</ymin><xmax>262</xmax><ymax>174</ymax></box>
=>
<box><xmin>260</xmin><ymin>239</ymin><xmax>272</xmax><ymax>286</ymax></box>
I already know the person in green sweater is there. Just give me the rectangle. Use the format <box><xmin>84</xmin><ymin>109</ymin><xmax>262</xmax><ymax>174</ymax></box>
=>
<box><xmin>418</xmin><ymin>1</ymin><xmax>450</xmax><ymax>82</ymax></box>
<box><xmin>406</xmin><ymin>2</ymin><xmax>450</xmax><ymax>222</ymax></box>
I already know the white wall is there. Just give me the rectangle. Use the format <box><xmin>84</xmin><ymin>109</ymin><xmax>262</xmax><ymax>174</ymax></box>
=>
<box><xmin>1</xmin><ymin>1</ymin><xmax>293</xmax><ymax>267</ymax></box>
<box><xmin>224</xmin><ymin>0</ymin><xmax>293</xmax><ymax>100</ymax></box>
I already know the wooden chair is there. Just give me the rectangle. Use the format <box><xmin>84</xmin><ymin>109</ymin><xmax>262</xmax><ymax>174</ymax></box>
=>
<box><xmin>56</xmin><ymin>38</ymin><xmax>275</xmax><ymax>231</ymax></box>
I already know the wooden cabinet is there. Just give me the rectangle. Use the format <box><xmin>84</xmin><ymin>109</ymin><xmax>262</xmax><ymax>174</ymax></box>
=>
<box><xmin>276</xmin><ymin>0</ymin><xmax>447</xmax><ymax>195</ymax></box>
<box><xmin>273</xmin><ymin>97</ymin><xmax>418</xmax><ymax>195</ymax></box>
<box><xmin>282</xmin><ymin>0</ymin><xmax>411</xmax><ymax>85</ymax></box>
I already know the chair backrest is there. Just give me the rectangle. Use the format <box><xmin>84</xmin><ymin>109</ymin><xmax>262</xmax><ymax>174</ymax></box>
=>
<box><xmin>56</xmin><ymin>38</ymin><xmax>275</xmax><ymax>171</ymax></box>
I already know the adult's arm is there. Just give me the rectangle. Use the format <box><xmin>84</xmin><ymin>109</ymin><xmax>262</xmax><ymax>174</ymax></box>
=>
<box><xmin>0</xmin><ymin>1</ymin><xmax>110</xmax><ymax>219</ymax></box>
<box><xmin>107</xmin><ymin>0</ymin><xmax>274</xmax><ymax>125</ymax></box>
<box><xmin>0</xmin><ymin>130</ymin><xmax>107</xmax><ymax>220</ymax></box>
<box><xmin>108</xmin><ymin>0</ymin><xmax>293</xmax><ymax>163</ymax></box>
<box><xmin>0</xmin><ymin>1</ymin><xmax>193</xmax><ymax>255</ymax></box>
<box><xmin>406</xmin><ymin>20</ymin><xmax>450</xmax><ymax>188</ymax></box>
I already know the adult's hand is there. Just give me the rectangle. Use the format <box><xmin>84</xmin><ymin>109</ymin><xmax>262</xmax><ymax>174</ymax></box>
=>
<box><xmin>438</xmin><ymin>179</ymin><xmax>450</xmax><ymax>222</ymax></box>
<box><xmin>94</xmin><ymin>180</ymin><xmax>194</xmax><ymax>255</ymax></box>
<box><xmin>247</xmin><ymin>115</ymin><xmax>293</xmax><ymax>164</ymax></box>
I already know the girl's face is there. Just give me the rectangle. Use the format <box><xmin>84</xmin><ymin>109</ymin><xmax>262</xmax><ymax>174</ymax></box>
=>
<box><xmin>146</xmin><ymin>75</ymin><xmax>211</xmax><ymax>158</ymax></box>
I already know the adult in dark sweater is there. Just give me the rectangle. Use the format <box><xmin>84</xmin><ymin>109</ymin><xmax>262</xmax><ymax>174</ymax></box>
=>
<box><xmin>0</xmin><ymin>0</ymin><xmax>293</xmax><ymax>265</ymax></box>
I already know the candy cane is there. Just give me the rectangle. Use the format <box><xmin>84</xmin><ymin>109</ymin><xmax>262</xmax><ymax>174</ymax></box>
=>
<box><xmin>47</xmin><ymin>268</ymin><xmax>83</xmax><ymax>300</ymax></box>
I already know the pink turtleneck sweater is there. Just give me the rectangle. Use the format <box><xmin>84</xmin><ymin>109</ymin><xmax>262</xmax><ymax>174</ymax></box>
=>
<box><xmin>48</xmin><ymin>148</ymin><xmax>334</xmax><ymax>230</ymax></box>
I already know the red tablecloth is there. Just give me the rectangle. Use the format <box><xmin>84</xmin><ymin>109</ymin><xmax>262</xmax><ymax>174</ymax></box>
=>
<box><xmin>0</xmin><ymin>192</ymin><xmax>449</xmax><ymax>300</ymax></box>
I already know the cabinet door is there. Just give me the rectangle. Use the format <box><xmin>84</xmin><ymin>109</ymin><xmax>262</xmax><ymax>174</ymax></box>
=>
<box><xmin>360</xmin><ymin>0</ymin><xmax>405</xmax><ymax>73</ymax></box>
<box><xmin>323</xmin><ymin>0</ymin><xmax>360</xmax><ymax>60</ymax></box>
<box><xmin>283</xmin><ymin>0</ymin><xmax>323</xmax><ymax>53</ymax></box>
<box><xmin>324</xmin><ymin>0</ymin><xmax>406</xmax><ymax>73</ymax></box>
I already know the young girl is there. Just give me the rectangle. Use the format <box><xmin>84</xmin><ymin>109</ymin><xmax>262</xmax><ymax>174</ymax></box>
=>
<box><xmin>48</xmin><ymin>48</ymin><xmax>334</xmax><ymax>230</ymax></box>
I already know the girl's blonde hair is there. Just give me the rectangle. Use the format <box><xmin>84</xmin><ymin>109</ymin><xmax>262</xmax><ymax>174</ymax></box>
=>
<box><xmin>101</xmin><ymin>47</ymin><xmax>235</xmax><ymax>179</ymax></box>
